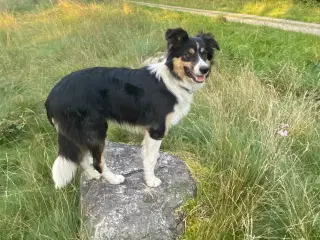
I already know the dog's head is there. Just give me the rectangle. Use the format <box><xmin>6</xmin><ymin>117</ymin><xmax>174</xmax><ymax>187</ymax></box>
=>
<box><xmin>165</xmin><ymin>28</ymin><xmax>219</xmax><ymax>84</ymax></box>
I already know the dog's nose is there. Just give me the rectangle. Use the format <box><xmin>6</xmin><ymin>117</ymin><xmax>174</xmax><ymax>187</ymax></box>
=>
<box><xmin>199</xmin><ymin>66</ymin><xmax>209</xmax><ymax>74</ymax></box>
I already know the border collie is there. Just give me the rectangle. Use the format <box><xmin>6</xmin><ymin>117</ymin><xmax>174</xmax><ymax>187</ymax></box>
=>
<box><xmin>45</xmin><ymin>28</ymin><xmax>219</xmax><ymax>189</ymax></box>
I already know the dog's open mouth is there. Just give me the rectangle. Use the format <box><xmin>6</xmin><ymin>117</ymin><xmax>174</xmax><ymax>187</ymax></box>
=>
<box><xmin>185</xmin><ymin>68</ymin><xmax>207</xmax><ymax>83</ymax></box>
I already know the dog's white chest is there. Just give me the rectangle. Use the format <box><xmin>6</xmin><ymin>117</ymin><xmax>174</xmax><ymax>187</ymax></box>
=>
<box><xmin>171</xmin><ymin>94</ymin><xmax>193</xmax><ymax>126</ymax></box>
<box><xmin>171</xmin><ymin>103</ymin><xmax>190</xmax><ymax>125</ymax></box>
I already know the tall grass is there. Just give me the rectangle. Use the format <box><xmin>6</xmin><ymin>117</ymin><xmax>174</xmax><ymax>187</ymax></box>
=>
<box><xmin>0</xmin><ymin>1</ymin><xmax>319</xmax><ymax>239</ymax></box>
<box><xmin>176</xmin><ymin>63</ymin><xmax>320</xmax><ymax>239</ymax></box>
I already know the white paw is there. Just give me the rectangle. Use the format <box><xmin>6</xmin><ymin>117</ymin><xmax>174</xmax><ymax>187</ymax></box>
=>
<box><xmin>146</xmin><ymin>177</ymin><xmax>162</xmax><ymax>188</ymax></box>
<box><xmin>104</xmin><ymin>173</ymin><xmax>125</xmax><ymax>185</ymax></box>
<box><xmin>84</xmin><ymin>170</ymin><xmax>101</xmax><ymax>180</ymax></box>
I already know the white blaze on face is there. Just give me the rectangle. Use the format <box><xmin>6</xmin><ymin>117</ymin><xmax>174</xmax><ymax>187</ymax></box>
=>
<box><xmin>194</xmin><ymin>56</ymin><xmax>208</xmax><ymax>75</ymax></box>
<box><xmin>193</xmin><ymin>44</ymin><xmax>209</xmax><ymax>80</ymax></box>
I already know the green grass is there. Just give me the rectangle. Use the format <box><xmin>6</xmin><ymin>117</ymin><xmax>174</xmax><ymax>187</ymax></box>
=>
<box><xmin>139</xmin><ymin>0</ymin><xmax>320</xmax><ymax>23</ymax></box>
<box><xmin>0</xmin><ymin>1</ymin><xmax>320</xmax><ymax>239</ymax></box>
<box><xmin>0</xmin><ymin>0</ymin><xmax>55</xmax><ymax>13</ymax></box>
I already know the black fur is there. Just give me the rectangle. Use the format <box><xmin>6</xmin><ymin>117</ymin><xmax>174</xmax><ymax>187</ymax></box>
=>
<box><xmin>45</xmin><ymin>67</ymin><xmax>177</xmax><ymax>170</ymax></box>
<box><xmin>196</xmin><ymin>32</ymin><xmax>220</xmax><ymax>61</ymax></box>
<box><xmin>165</xmin><ymin>28</ymin><xmax>189</xmax><ymax>50</ymax></box>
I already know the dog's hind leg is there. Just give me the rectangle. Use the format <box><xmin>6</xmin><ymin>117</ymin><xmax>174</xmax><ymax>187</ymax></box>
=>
<box><xmin>86</xmin><ymin>121</ymin><xmax>125</xmax><ymax>185</ymax></box>
<box><xmin>80</xmin><ymin>151</ymin><xmax>101</xmax><ymax>180</ymax></box>
<box><xmin>100</xmin><ymin>142</ymin><xmax>125</xmax><ymax>184</ymax></box>
<box><xmin>52</xmin><ymin>133</ymin><xmax>82</xmax><ymax>189</ymax></box>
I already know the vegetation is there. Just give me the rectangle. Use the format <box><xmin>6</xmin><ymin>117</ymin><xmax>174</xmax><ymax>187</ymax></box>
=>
<box><xmin>0</xmin><ymin>1</ymin><xmax>319</xmax><ymax>239</ymax></box>
<box><xmin>140</xmin><ymin>0</ymin><xmax>320</xmax><ymax>23</ymax></box>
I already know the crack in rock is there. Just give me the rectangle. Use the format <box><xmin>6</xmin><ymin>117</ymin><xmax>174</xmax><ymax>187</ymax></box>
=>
<box><xmin>122</xmin><ymin>169</ymin><xmax>143</xmax><ymax>177</ymax></box>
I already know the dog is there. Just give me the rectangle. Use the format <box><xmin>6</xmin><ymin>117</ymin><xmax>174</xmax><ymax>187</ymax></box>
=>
<box><xmin>45</xmin><ymin>28</ymin><xmax>219</xmax><ymax>189</ymax></box>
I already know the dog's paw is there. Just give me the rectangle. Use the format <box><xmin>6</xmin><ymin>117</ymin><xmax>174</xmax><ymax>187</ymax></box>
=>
<box><xmin>84</xmin><ymin>170</ymin><xmax>101</xmax><ymax>180</ymax></box>
<box><xmin>104</xmin><ymin>174</ymin><xmax>125</xmax><ymax>185</ymax></box>
<box><xmin>146</xmin><ymin>177</ymin><xmax>162</xmax><ymax>188</ymax></box>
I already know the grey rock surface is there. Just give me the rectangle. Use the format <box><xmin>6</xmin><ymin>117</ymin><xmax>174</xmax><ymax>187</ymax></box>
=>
<box><xmin>80</xmin><ymin>142</ymin><xmax>197</xmax><ymax>240</ymax></box>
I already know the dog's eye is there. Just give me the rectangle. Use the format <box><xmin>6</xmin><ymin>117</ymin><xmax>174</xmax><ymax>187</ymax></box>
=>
<box><xmin>185</xmin><ymin>48</ymin><xmax>196</xmax><ymax>58</ymax></box>
<box><xmin>200</xmin><ymin>50</ymin><xmax>208</xmax><ymax>59</ymax></box>
<box><xmin>184</xmin><ymin>52</ymin><xmax>191</xmax><ymax>58</ymax></box>
<box><xmin>201</xmin><ymin>50</ymin><xmax>208</xmax><ymax>56</ymax></box>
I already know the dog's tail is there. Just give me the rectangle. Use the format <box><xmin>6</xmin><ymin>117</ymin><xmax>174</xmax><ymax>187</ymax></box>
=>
<box><xmin>52</xmin><ymin>156</ymin><xmax>78</xmax><ymax>189</ymax></box>
<box><xmin>45</xmin><ymin>99</ymin><xmax>55</xmax><ymax>127</ymax></box>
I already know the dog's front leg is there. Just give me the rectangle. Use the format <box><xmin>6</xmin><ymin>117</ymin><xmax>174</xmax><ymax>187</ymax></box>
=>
<box><xmin>141</xmin><ymin>130</ymin><xmax>163</xmax><ymax>187</ymax></box>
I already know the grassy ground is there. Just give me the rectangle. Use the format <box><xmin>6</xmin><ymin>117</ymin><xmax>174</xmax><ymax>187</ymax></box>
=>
<box><xmin>0</xmin><ymin>1</ymin><xmax>320</xmax><ymax>239</ymax></box>
<box><xmin>139</xmin><ymin>0</ymin><xmax>320</xmax><ymax>23</ymax></box>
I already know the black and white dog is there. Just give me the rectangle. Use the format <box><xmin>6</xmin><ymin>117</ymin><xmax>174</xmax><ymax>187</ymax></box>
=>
<box><xmin>45</xmin><ymin>28</ymin><xmax>219</xmax><ymax>188</ymax></box>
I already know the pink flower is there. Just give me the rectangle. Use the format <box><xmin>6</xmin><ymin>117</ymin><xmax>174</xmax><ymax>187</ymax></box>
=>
<box><xmin>277</xmin><ymin>123</ymin><xmax>289</xmax><ymax>137</ymax></box>
<box><xmin>278</xmin><ymin>129</ymin><xmax>288</xmax><ymax>137</ymax></box>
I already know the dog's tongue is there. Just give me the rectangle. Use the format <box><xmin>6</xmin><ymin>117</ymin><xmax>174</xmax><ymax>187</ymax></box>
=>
<box><xmin>196</xmin><ymin>75</ymin><xmax>205</xmax><ymax>82</ymax></box>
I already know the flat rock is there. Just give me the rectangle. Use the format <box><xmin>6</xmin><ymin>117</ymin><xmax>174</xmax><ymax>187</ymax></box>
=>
<box><xmin>80</xmin><ymin>142</ymin><xmax>197</xmax><ymax>240</ymax></box>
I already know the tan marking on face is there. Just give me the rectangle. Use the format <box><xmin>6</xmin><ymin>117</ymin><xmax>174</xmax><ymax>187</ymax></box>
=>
<box><xmin>173</xmin><ymin>57</ymin><xmax>192</xmax><ymax>79</ymax></box>
<box><xmin>189</xmin><ymin>48</ymin><xmax>195</xmax><ymax>54</ymax></box>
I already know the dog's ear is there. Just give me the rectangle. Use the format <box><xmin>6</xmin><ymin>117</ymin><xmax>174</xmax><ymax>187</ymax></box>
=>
<box><xmin>197</xmin><ymin>32</ymin><xmax>220</xmax><ymax>61</ymax></box>
<box><xmin>165</xmin><ymin>28</ymin><xmax>189</xmax><ymax>49</ymax></box>
<box><xmin>197</xmin><ymin>32</ymin><xmax>220</xmax><ymax>50</ymax></box>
